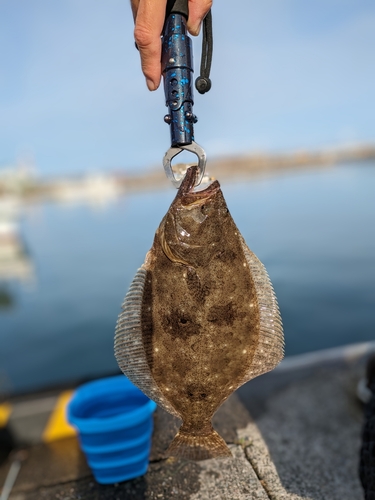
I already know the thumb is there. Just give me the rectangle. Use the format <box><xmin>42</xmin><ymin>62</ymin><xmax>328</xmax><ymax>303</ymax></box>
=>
<box><xmin>187</xmin><ymin>0</ymin><xmax>212</xmax><ymax>36</ymax></box>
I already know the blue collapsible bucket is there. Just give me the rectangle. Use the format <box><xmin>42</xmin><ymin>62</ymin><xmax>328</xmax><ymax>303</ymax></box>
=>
<box><xmin>67</xmin><ymin>375</ymin><xmax>157</xmax><ymax>484</ymax></box>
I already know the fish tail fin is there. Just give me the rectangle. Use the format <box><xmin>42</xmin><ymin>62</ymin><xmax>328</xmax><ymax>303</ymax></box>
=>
<box><xmin>167</xmin><ymin>427</ymin><xmax>232</xmax><ymax>461</ymax></box>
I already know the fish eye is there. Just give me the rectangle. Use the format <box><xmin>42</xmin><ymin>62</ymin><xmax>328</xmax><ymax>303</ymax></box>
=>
<box><xmin>200</xmin><ymin>203</ymin><xmax>212</xmax><ymax>214</ymax></box>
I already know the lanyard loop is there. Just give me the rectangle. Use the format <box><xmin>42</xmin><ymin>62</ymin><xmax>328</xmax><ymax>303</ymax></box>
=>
<box><xmin>195</xmin><ymin>10</ymin><xmax>213</xmax><ymax>95</ymax></box>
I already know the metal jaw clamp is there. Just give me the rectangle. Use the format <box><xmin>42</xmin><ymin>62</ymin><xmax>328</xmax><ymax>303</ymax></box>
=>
<box><xmin>162</xmin><ymin>0</ymin><xmax>207</xmax><ymax>188</ymax></box>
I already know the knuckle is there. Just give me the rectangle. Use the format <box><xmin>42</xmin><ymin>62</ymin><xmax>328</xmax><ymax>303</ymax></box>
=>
<box><xmin>134</xmin><ymin>24</ymin><xmax>153</xmax><ymax>48</ymax></box>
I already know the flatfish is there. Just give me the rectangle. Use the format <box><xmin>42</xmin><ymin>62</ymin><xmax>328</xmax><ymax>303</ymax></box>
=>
<box><xmin>114</xmin><ymin>165</ymin><xmax>284</xmax><ymax>460</ymax></box>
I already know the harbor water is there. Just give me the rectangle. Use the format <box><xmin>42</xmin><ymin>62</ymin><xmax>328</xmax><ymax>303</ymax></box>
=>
<box><xmin>0</xmin><ymin>161</ymin><xmax>374</xmax><ymax>395</ymax></box>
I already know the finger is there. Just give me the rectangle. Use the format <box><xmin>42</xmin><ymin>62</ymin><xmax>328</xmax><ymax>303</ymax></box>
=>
<box><xmin>130</xmin><ymin>0</ymin><xmax>140</xmax><ymax>22</ymax></box>
<box><xmin>187</xmin><ymin>0</ymin><xmax>212</xmax><ymax>36</ymax></box>
<box><xmin>134</xmin><ymin>0</ymin><xmax>167</xmax><ymax>91</ymax></box>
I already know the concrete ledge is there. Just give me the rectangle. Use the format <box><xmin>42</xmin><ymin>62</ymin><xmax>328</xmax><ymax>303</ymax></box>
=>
<box><xmin>0</xmin><ymin>343</ymin><xmax>371</xmax><ymax>499</ymax></box>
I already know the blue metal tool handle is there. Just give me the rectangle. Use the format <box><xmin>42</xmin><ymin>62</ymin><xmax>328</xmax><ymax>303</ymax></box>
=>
<box><xmin>162</xmin><ymin>0</ymin><xmax>196</xmax><ymax>147</ymax></box>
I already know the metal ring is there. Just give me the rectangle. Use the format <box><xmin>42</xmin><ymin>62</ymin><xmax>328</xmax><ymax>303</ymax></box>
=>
<box><xmin>163</xmin><ymin>141</ymin><xmax>207</xmax><ymax>188</ymax></box>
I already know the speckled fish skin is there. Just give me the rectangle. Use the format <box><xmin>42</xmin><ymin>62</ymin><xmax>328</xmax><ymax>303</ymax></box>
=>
<box><xmin>115</xmin><ymin>165</ymin><xmax>284</xmax><ymax>461</ymax></box>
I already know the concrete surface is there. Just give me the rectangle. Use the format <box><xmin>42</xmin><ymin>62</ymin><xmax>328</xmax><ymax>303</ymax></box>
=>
<box><xmin>1</xmin><ymin>341</ymin><xmax>374</xmax><ymax>500</ymax></box>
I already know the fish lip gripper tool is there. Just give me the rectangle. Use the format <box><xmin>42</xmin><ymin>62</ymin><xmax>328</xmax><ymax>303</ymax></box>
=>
<box><xmin>162</xmin><ymin>0</ymin><xmax>209</xmax><ymax>188</ymax></box>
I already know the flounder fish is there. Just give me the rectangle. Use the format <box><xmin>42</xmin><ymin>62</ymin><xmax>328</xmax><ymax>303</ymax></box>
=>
<box><xmin>114</xmin><ymin>165</ymin><xmax>284</xmax><ymax>460</ymax></box>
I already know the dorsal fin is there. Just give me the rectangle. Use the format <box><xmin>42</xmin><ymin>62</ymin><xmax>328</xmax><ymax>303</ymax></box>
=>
<box><xmin>238</xmin><ymin>237</ymin><xmax>284</xmax><ymax>385</ymax></box>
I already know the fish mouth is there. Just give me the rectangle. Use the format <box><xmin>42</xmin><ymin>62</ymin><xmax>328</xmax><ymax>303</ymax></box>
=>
<box><xmin>179</xmin><ymin>166</ymin><xmax>220</xmax><ymax>206</ymax></box>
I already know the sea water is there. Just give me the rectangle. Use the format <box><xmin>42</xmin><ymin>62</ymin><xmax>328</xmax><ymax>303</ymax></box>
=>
<box><xmin>0</xmin><ymin>162</ymin><xmax>374</xmax><ymax>395</ymax></box>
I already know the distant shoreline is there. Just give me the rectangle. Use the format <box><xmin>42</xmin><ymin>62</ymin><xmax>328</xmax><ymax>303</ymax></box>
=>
<box><xmin>0</xmin><ymin>143</ymin><xmax>374</xmax><ymax>202</ymax></box>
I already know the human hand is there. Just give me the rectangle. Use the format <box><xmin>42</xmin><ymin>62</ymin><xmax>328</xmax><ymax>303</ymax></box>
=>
<box><xmin>131</xmin><ymin>0</ymin><xmax>212</xmax><ymax>91</ymax></box>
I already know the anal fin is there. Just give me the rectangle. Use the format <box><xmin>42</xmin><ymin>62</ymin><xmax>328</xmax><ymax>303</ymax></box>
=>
<box><xmin>114</xmin><ymin>266</ymin><xmax>180</xmax><ymax>418</ymax></box>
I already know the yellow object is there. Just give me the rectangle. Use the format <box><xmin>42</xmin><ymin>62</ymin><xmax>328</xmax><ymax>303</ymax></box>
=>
<box><xmin>0</xmin><ymin>403</ymin><xmax>12</xmax><ymax>427</ymax></box>
<box><xmin>42</xmin><ymin>390</ymin><xmax>76</xmax><ymax>442</ymax></box>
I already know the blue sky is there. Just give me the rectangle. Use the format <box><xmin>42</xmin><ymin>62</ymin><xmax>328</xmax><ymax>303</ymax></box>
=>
<box><xmin>0</xmin><ymin>0</ymin><xmax>374</xmax><ymax>176</ymax></box>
